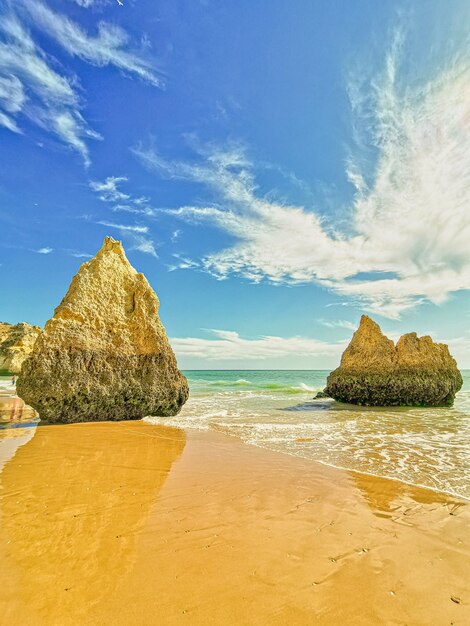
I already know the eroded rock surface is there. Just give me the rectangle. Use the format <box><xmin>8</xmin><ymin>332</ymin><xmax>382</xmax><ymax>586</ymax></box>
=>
<box><xmin>325</xmin><ymin>315</ymin><xmax>462</xmax><ymax>406</ymax></box>
<box><xmin>17</xmin><ymin>237</ymin><xmax>188</xmax><ymax>422</ymax></box>
<box><xmin>0</xmin><ymin>323</ymin><xmax>41</xmax><ymax>374</ymax></box>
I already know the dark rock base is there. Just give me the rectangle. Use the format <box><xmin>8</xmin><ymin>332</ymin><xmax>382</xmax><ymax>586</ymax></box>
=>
<box><xmin>325</xmin><ymin>369</ymin><xmax>463</xmax><ymax>407</ymax></box>
<box><xmin>17</xmin><ymin>348</ymin><xmax>189</xmax><ymax>423</ymax></box>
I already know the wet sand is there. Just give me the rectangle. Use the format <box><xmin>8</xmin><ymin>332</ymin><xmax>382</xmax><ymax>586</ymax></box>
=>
<box><xmin>0</xmin><ymin>420</ymin><xmax>469</xmax><ymax>625</ymax></box>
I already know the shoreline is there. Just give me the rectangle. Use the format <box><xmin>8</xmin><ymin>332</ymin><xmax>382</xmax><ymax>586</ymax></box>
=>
<box><xmin>1</xmin><ymin>420</ymin><xmax>469</xmax><ymax>625</ymax></box>
<box><xmin>241</xmin><ymin>436</ymin><xmax>470</xmax><ymax>504</ymax></box>
<box><xmin>1</xmin><ymin>386</ymin><xmax>469</xmax><ymax>504</ymax></box>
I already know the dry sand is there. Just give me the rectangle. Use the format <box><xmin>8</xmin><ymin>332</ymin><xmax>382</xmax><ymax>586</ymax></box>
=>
<box><xmin>0</xmin><ymin>420</ymin><xmax>468</xmax><ymax>625</ymax></box>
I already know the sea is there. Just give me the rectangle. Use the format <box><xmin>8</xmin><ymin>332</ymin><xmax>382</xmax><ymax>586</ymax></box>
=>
<box><xmin>2</xmin><ymin>370</ymin><xmax>470</xmax><ymax>500</ymax></box>
<box><xmin>149</xmin><ymin>370</ymin><xmax>470</xmax><ymax>501</ymax></box>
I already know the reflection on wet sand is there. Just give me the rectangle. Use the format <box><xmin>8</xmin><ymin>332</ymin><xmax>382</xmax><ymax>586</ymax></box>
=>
<box><xmin>350</xmin><ymin>468</ymin><xmax>466</xmax><ymax>521</ymax></box>
<box><xmin>0</xmin><ymin>421</ymin><xmax>185</xmax><ymax>625</ymax></box>
<box><xmin>88</xmin><ymin>430</ymin><xmax>470</xmax><ymax>626</ymax></box>
<box><xmin>1</xmin><ymin>425</ymin><xmax>469</xmax><ymax>625</ymax></box>
<box><xmin>0</xmin><ymin>425</ymin><xmax>36</xmax><ymax>473</ymax></box>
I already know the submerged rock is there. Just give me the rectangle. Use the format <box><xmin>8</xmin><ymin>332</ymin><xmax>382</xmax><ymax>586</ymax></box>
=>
<box><xmin>313</xmin><ymin>390</ymin><xmax>330</xmax><ymax>399</ymax></box>
<box><xmin>0</xmin><ymin>322</ymin><xmax>41</xmax><ymax>374</ymax></box>
<box><xmin>325</xmin><ymin>315</ymin><xmax>462</xmax><ymax>407</ymax></box>
<box><xmin>17</xmin><ymin>237</ymin><xmax>188</xmax><ymax>423</ymax></box>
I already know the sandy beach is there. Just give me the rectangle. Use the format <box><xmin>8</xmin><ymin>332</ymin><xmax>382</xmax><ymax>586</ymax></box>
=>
<box><xmin>0</xmin><ymin>419</ymin><xmax>469</xmax><ymax>625</ymax></box>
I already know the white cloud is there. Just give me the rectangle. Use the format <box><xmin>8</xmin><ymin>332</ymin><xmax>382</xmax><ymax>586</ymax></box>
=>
<box><xmin>52</xmin><ymin>111</ymin><xmax>102</xmax><ymax>166</ymax></box>
<box><xmin>171</xmin><ymin>329</ymin><xmax>344</xmax><ymax>361</ymax></box>
<box><xmin>0</xmin><ymin>14</ymin><xmax>99</xmax><ymax>164</ymax></box>
<box><xmin>171</xmin><ymin>229</ymin><xmax>181</xmax><ymax>242</ymax></box>
<box><xmin>167</xmin><ymin>253</ymin><xmax>199</xmax><ymax>272</ymax></box>
<box><xmin>20</xmin><ymin>0</ymin><xmax>162</xmax><ymax>87</ymax></box>
<box><xmin>131</xmin><ymin>236</ymin><xmax>157</xmax><ymax>257</ymax></box>
<box><xmin>90</xmin><ymin>176</ymin><xmax>157</xmax><ymax>215</ymax></box>
<box><xmin>319</xmin><ymin>319</ymin><xmax>357</xmax><ymax>331</ymax></box>
<box><xmin>90</xmin><ymin>176</ymin><xmax>130</xmax><ymax>202</ymax></box>
<box><xmin>0</xmin><ymin>74</ymin><xmax>26</xmax><ymax>113</ymax></box>
<box><xmin>97</xmin><ymin>220</ymin><xmax>148</xmax><ymax>233</ymax></box>
<box><xmin>0</xmin><ymin>110</ymin><xmax>21</xmax><ymax>133</ymax></box>
<box><xmin>96</xmin><ymin>220</ymin><xmax>157</xmax><ymax>257</ymax></box>
<box><xmin>0</xmin><ymin>1</ymin><xmax>160</xmax><ymax>163</ymax></box>
<box><xmin>71</xmin><ymin>1</ymin><xmax>123</xmax><ymax>7</ymax></box>
<box><xmin>90</xmin><ymin>177</ymin><xmax>158</xmax><ymax>257</ymax></box>
<box><xmin>69</xmin><ymin>251</ymin><xmax>92</xmax><ymax>258</ymax></box>
<box><xmin>134</xmin><ymin>39</ymin><xmax>470</xmax><ymax>318</ymax></box>
<box><xmin>35</xmin><ymin>247</ymin><xmax>53</xmax><ymax>254</ymax></box>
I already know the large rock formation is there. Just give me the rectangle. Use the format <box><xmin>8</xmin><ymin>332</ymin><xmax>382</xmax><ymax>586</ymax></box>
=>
<box><xmin>17</xmin><ymin>237</ymin><xmax>189</xmax><ymax>423</ymax></box>
<box><xmin>0</xmin><ymin>323</ymin><xmax>41</xmax><ymax>374</ymax></box>
<box><xmin>325</xmin><ymin>315</ymin><xmax>462</xmax><ymax>407</ymax></box>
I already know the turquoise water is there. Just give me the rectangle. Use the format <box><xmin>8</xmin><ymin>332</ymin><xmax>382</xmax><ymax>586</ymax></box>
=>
<box><xmin>183</xmin><ymin>370</ymin><xmax>327</xmax><ymax>395</ymax></box>
<box><xmin>146</xmin><ymin>370</ymin><xmax>470</xmax><ymax>500</ymax></box>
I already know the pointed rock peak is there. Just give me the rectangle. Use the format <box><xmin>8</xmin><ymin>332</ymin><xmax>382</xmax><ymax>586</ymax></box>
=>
<box><xmin>93</xmin><ymin>236</ymin><xmax>131</xmax><ymax>268</ymax></box>
<box><xmin>101</xmin><ymin>236</ymin><xmax>125</xmax><ymax>256</ymax></box>
<box><xmin>53</xmin><ymin>237</ymin><xmax>141</xmax><ymax>325</ymax></box>
<box><xmin>339</xmin><ymin>314</ymin><xmax>395</xmax><ymax>369</ymax></box>
<box><xmin>17</xmin><ymin>237</ymin><xmax>188</xmax><ymax>422</ymax></box>
<box><xmin>349</xmin><ymin>315</ymin><xmax>390</xmax><ymax>347</ymax></box>
<box><xmin>356</xmin><ymin>315</ymin><xmax>383</xmax><ymax>335</ymax></box>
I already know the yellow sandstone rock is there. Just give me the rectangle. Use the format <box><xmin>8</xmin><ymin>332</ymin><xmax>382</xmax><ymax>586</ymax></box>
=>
<box><xmin>0</xmin><ymin>322</ymin><xmax>41</xmax><ymax>374</ymax></box>
<box><xmin>325</xmin><ymin>315</ymin><xmax>462</xmax><ymax>406</ymax></box>
<box><xmin>17</xmin><ymin>237</ymin><xmax>189</xmax><ymax>422</ymax></box>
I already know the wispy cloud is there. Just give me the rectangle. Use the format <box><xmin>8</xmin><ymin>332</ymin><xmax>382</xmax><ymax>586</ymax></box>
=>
<box><xmin>171</xmin><ymin>229</ymin><xmax>181</xmax><ymax>242</ymax></box>
<box><xmin>90</xmin><ymin>176</ymin><xmax>130</xmax><ymax>202</ymax></box>
<box><xmin>72</xmin><ymin>0</ymin><xmax>124</xmax><ymax>9</ymax></box>
<box><xmin>171</xmin><ymin>329</ymin><xmax>344</xmax><ymax>361</ymax></box>
<box><xmin>132</xmin><ymin>236</ymin><xmax>157</xmax><ymax>256</ymax></box>
<box><xmin>0</xmin><ymin>74</ymin><xmax>25</xmax><ymax>132</ymax></box>
<box><xmin>69</xmin><ymin>250</ymin><xmax>92</xmax><ymax>258</ymax></box>
<box><xmin>97</xmin><ymin>220</ymin><xmax>148</xmax><ymax>233</ymax></box>
<box><xmin>72</xmin><ymin>0</ymin><xmax>96</xmax><ymax>7</ymax></box>
<box><xmin>0</xmin><ymin>110</ymin><xmax>21</xmax><ymax>133</ymax></box>
<box><xmin>90</xmin><ymin>176</ymin><xmax>158</xmax><ymax>257</ymax></box>
<box><xmin>35</xmin><ymin>246</ymin><xmax>53</xmax><ymax>254</ymax></box>
<box><xmin>89</xmin><ymin>176</ymin><xmax>157</xmax><ymax>215</ymax></box>
<box><xmin>134</xmin><ymin>35</ymin><xmax>470</xmax><ymax>318</ymax></box>
<box><xmin>318</xmin><ymin>319</ymin><xmax>357</xmax><ymax>331</ymax></box>
<box><xmin>0</xmin><ymin>1</ymin><xmax>160</xmax><ymax>164</ymax></box>
<box><xmin>20</xmin><ymin>0</ymin><xmax>162</xmax><ymax>87</ymax></box>
<box><xmin>167</xmin><ymin>253</ymin><xmax>199</xmax><ymax>272</ymax></box>
<box><xmin>72</xmin><ymin>1</ymin><xmax>125</xmax><ymax>9</ymax></box>
<box><xmin>96</xmin><ymin>220</ymin><xmax>157</xmax><ymax>256</ymax></box>
<box><xmin>0</xmin><ymin>14</ymin><xmax>99</xmax><ymax>165</ymax></box>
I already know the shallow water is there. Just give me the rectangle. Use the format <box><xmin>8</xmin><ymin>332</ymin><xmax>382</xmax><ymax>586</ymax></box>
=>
<box><xmin>2</xmin><ymin>371</ymin><xmax>469</xmax><ymax>500</ymax></box>
<box><xmin>145</xmin><ymin>370</ymin><xmax>470</xmax><ymax>500</ymax></box>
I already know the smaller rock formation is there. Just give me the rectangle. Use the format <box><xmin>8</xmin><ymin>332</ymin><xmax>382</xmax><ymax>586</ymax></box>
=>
<box><xmin>0</xmin><ymin>323</ymin><xmax>41</xmax><ymax>374</ymax></box>
<box><xmin>17</xmin><ymin>237</ymin><xmax>189</xmax><ymax>423</ymax></box>
<box><xmin>325</xmin><ymin>315</ymin><xmax>462</xmax><ymax>406</ymax></box>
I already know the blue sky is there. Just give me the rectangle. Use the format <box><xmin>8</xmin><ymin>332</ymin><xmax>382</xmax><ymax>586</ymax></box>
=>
<box><xmin>0</xmin><ymin>0</ymin><xmax>469</xmax><ymax>368</ymax></box>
